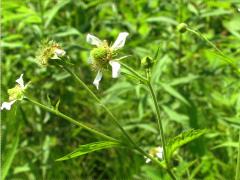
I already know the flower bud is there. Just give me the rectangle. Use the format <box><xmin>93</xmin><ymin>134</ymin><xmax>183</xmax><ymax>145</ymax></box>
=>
<box><xmin>177</xmin><ymin>23</ymin><xmax>188</xmax><ymax>33</ymax></box>
<box><xmin>141</xmin><ymin>56</ymin><xmax>154</xmax><ymax>69</ymax></box>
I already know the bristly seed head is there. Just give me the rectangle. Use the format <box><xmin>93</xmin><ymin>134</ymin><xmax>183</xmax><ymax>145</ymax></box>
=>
<box><xmin>7</xmin><ymin>85</ymin><xmax>25</xmax><ymax>101</ymax></box>
<box><xmin>90</xmin><ymin>41</ymin><xmax>117</xmax><ymax>70</ymax></box>
<box><xmin>36</xmin><ymin>40</ymin><xmax>65</xmax><ymax>66</ymax></box>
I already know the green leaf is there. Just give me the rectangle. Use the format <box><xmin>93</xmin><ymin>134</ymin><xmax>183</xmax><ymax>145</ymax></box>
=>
<box><xmin>169</xmin><ymin>74</ymin><xmax>199</xmax><ymax>86</ymax></box>
<box><xmin>159</xmin><ymin>82</ymin><xmax>190</xmax><ymax>106</ymax></box>
<box><xmin>56</xmin><ymin>141</ymin><xmax>120</xmax><ymax>161</ymax></box>
<box><xmin>147</xmin><ymin>16</ymin><xmax>178</xmax><ymax>25</ymax></box>
<box><xmin>1</xmin><ymin>107</ymin><xmax>21</xmax><ymax>180</ymax></box>
<box><xmin>162</xmin><ymin>105</ymin><xmax>189</xmax><ymax>126</ymax></box>
<box><xmin>166</xmin><ymin>129</ymin><xmax>207</xmax><ymax>160</ymax></box>
<box><xmin>54</xmin><ymin>28</ymin><xmax>81</xmax><ymax>37</ymax></box>
<box><xmin>44</xmin><ymin>0</ymin><xmax>71</xmax><ymax>28</ymax></box>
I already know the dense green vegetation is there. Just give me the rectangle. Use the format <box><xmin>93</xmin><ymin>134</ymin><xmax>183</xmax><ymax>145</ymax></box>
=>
<box><xmin>1</xmin><ymin>0</ymin><xmax>240</xmax><ymax>179</ymax></box>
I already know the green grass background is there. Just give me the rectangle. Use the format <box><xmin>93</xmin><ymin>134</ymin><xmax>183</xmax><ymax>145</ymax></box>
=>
<box><xmin>1</xmin><ymin>0</ymin><xmax>240</xmax><ymax>179</ymax></box>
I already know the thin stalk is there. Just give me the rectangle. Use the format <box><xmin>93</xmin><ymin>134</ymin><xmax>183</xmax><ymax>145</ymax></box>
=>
<box><xmin>186</xmin><ymin>27</ymin><xmax>240</xmax><ymax>74</ymax></box>
<box><xmin>120</xmin><ymin>62</ymin><xmax>148</xmax><ymax>83</ymax></box>
<box><xmin>236</xmin><ymin>130</ymin><xmax>240</xmax><ymax>180</ymax></box>
<box><xmin>26</xmin><ymin>97</ymin><xmax>117</xmax><ymax>142</ymax></box>
<box><xmin>62</xmin><ymin>66</ymin><xmax>137</xmax><ymax>147</ymax></box>
<box><xmin>121</xmin><ymin>63</ymin><xmax>176</xmax><ymax>179</ymax></box>
<box><xmin>147</xmin><ymin>82</ymin><xmax>173</xmax><ymax>174</ymax></box>
<box><xmin>26</xmin><ymin>97</ymin><xmax>168</xmax><ymax>172</ymax></box>
<box><xmin>61</xmin><ymin>66</ymin><xmax>175</xmax><ymax>177</ymax></box>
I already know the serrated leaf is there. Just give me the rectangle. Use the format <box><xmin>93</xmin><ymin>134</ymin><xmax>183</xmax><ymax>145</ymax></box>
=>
<box><xmin>56</xmin><ymin>141</ymin><xmax>120</xmax><ymax>161</ymax></box>
<box><xmin>166</xmin><ymin>129</ymin><xmax>206</xmax><ymax>160</ymax></box>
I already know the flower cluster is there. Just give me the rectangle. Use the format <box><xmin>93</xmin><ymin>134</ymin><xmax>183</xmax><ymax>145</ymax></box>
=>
<box><xmin>145</xmin><ymin>146</ymin><xmax>163</xmax><ymax>163</ymax></box>
<box><xmin>36</xmin><ymin>40</ymin><xmax>66</xmax><ymax>66</ymax></box>
<box><xmin>86</xmin><ymin>32</ymin><xmax>129</xmax><ymax>89</ymax></box>
<box><xmin>1</xmin><ymin>74</ymin><xmax>28</xmax><ymax>110</ymax></box>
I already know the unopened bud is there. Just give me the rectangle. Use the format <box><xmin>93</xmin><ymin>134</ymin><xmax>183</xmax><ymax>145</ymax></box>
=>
<box><xmin>177</xmin><ymin>23</ymin><xmax>188</xmax><ymax>33</ymax></box>
<box><xmin>141</xmin><ymin>56</ymin><xmax>154</xmax><ymax>69</ymax></box>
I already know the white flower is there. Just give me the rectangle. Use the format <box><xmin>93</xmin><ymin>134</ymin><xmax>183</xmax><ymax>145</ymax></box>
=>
<box><xmin>1</xmin><ymin>74</ymin><xmax>26</xmax><ymax>111</ymax></box>
<box><xmin>86</xmin><ymin>32</ymin><xmax>129</xmax><ymax>89</ymax></box>
<box><xmin>145</xmin><ymin>146</ymin><xmax>164</xmax><ymax>164</ymax></box>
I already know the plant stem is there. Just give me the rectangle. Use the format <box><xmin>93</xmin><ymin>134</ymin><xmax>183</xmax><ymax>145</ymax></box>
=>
<box><xmin>61</xmin><ymin>66</ymin><xmax>175</xmax><ymax>177</ymax></box>
<box><xmin>62</xmin><ymin>66</ymin><xmax>137</xmax><ymax>145</ymax></box>
<box><xmin>121</xmin><ymin>62</ymin><xmax>176</xmax><ymax>179</ymax></box>
<box><xmin>147</xmin><ymin>81</ymin><xmax>174</xmax><ymax>177</ymax></box>
<box><xmin>26</xmin><ymin>97</ymin><xmax>117</xmax><ymax>142</ymax></box>
<box><xmin>236</xmin><ymin>130</ymin><xmax>240</xmax><ymax>180</ymax></box>
<box><xmin>120</xmin><ymin>62</ymin><xmax>148</xmax><ymax>83</ymax></box>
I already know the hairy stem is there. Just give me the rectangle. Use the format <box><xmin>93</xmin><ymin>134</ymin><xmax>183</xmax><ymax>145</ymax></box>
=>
<box><xmin>147</xmin><ymin>81</ymin><xmax>175</xmax><ymax>179</ymax></box>
<box><xmin>120</xmin><ymin>62</ymin><xmax>176</xmax><ymax>179</ymax></box>
<box><xmin>26</xmin><ymin>97</ymin><xmax>117</xmax><ymax>142</ymax></box>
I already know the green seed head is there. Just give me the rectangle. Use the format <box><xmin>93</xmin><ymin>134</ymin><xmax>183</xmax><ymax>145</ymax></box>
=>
<box><xmin>91</xmin><ymin>47</ymin><xmax>110</xmax><ymax>62</ymax></box>
<box><xmin>8</xmin><ymin>85</ymin><xmax>24</xmax><ymax>101</ymax></box>
<box><xmin>36</xmin><ymin>40</ymin><xmax>64</xmax><ymax>66</ymax></box>
<box><xmin>90</xmin><ymin>42</ymin><xmax>116</xmax><ymax>70</ymax></box>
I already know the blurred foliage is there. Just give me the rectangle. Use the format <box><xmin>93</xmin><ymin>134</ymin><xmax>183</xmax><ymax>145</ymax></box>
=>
<box><xmin>1</xmin><ymin>0</ymin><xmax>240</xmax><ymax>179</ymax></box>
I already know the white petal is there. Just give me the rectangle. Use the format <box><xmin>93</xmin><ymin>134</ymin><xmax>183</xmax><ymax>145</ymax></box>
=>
<box><xmin>1</xmin><ymin>100</ymin><xmax>16</xmax><ymax>111</ymax></box>
<box><xmin>111</xmin><ymin>32</ymin><xmax>129</xmax><ymax>50</ymax></box>
<box><xmin>109</xmin><ymin>60</ymin><xmax>121</xmax><ymax>78</ymax></box>
<box><xmin>16</xmin><ymin>74</ymin><xmax>24</xmax><ymax>88</ymax></box>
<box><xmin>156</xmin><ymin>146</ymin><xmax>164</xmax><ymax>159</ymax></box>
<box><xmin>93</xmin><ymin>71</ymin><xmax>103</xmax><ymax>90</ymax></box>
<box><xmin>55</xmin><ymin>48</ymin><xmax>66</xmax><ymax>57</ymax></box>
<box><xmin>145</xmin><ymin>158</ymin><xmax>151</xmax><ymax>163</ymax></box>
<box><xmin>156</xmin><ymin>152</ymin><xmax>163</xmax><ymax>159</ymax></box>
<box><xmin>86</xmin><ymin>34</ymin><xmax>102</xmax><ymax>46</ymax></box>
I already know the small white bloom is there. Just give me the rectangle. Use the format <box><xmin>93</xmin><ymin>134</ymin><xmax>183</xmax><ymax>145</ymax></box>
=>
<box><xmin>1</xmin><ymin>74</ymin><xmax>27</xmax><ymax>111</ymax></box>
<box><xmin>156</xmin><ymin>146</ymin><xmax>163</xmax><ymax>160</ymax></box>
<box><xmin>144</xmin><ymin>146</ymin><xmax>164</xmax><ymax>164</ymax></box>
<box><xmin>86</xmin><ymin>32</ymin><xmax>129</xmax><ymax>89</ymax></box>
